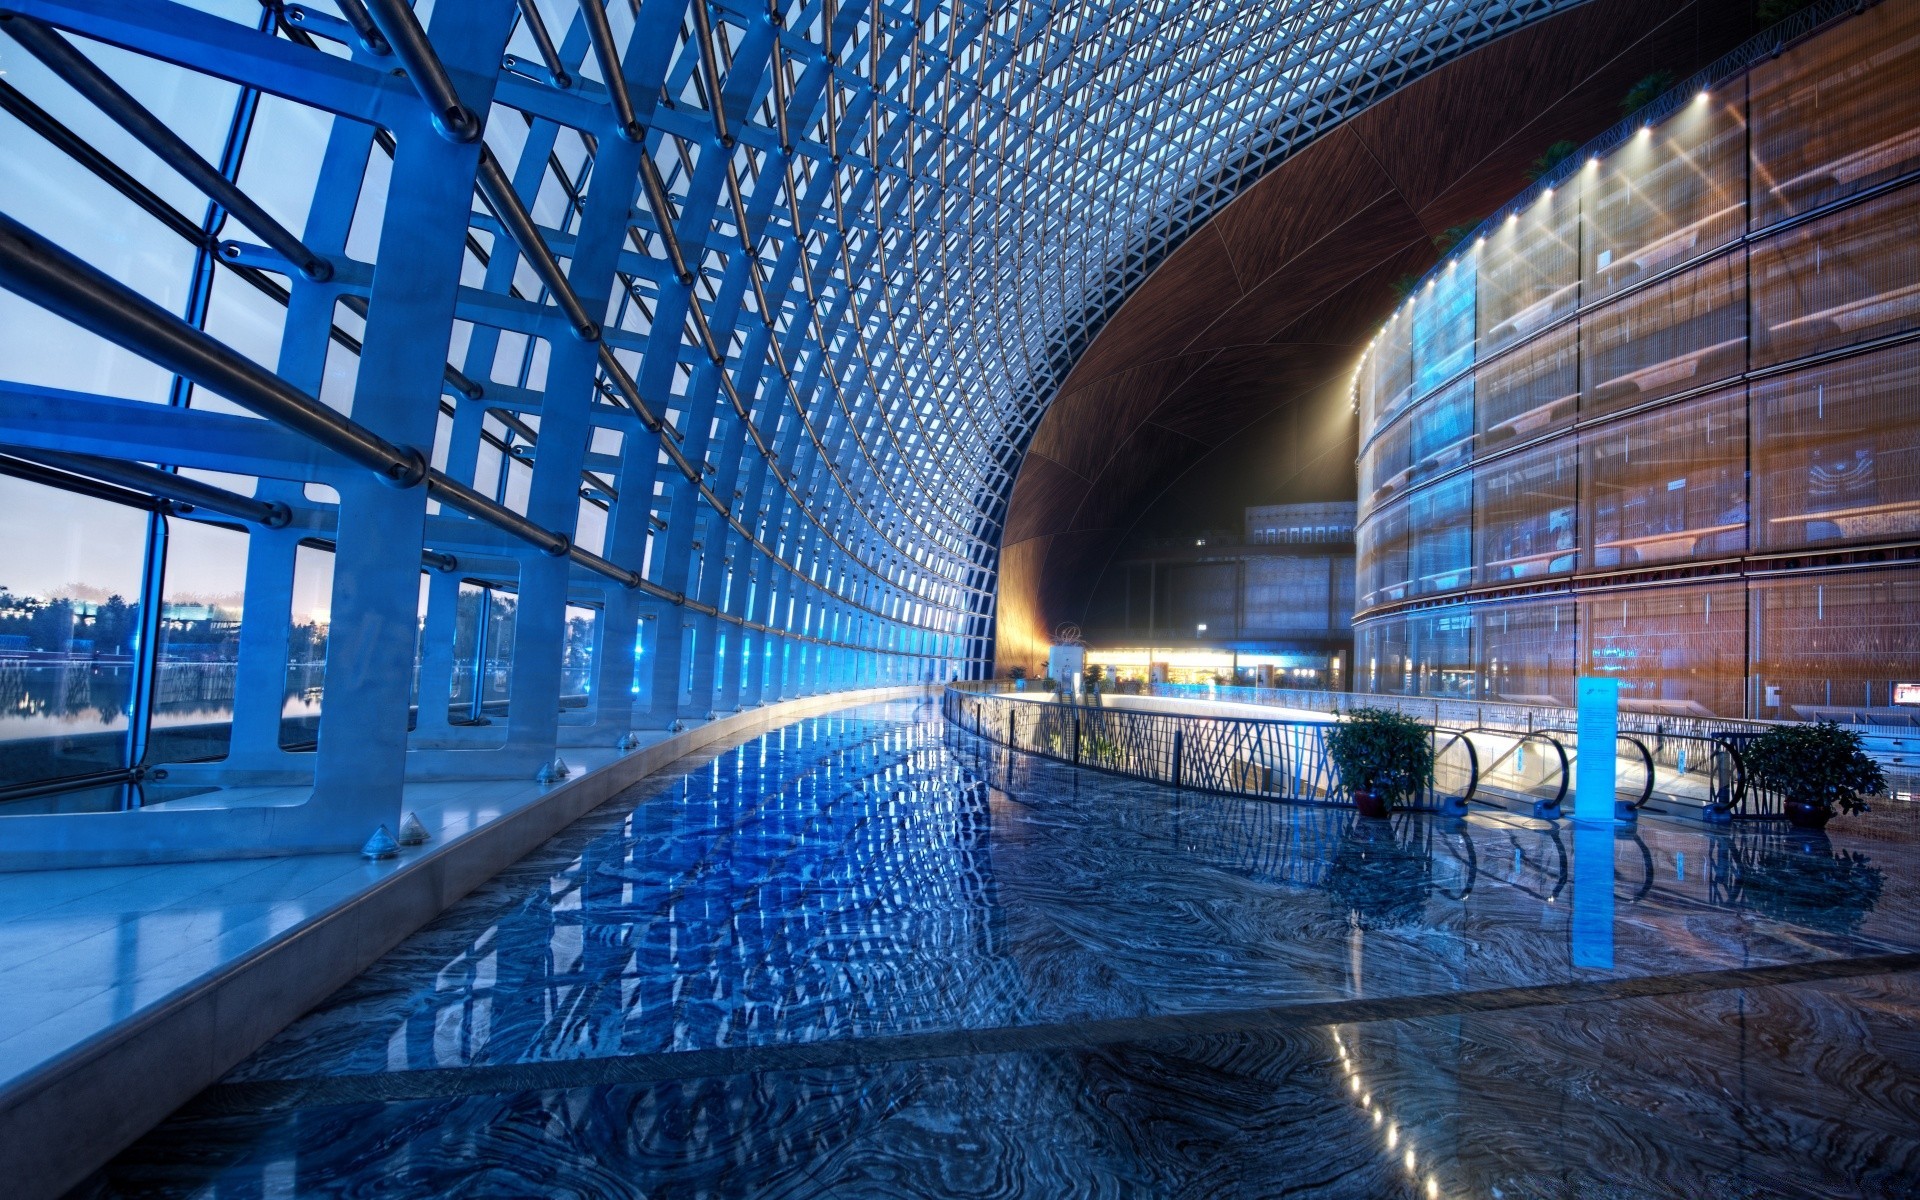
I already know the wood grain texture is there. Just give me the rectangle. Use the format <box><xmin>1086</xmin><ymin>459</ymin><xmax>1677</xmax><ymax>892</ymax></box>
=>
<box><xmin>995</xmin><ymin>0</ymin><xmax>1755</xmax><ymax>673</ymax></box>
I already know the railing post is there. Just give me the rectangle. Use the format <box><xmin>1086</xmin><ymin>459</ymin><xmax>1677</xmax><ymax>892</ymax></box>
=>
<box><xmin>1072</xmin><ymin>713</ymin><xmax>1081</xmax><ymax>763</ymax></box>
<box><xmin>1172</xmin><ymin>729</ymin><xmax>1183</xmax><ymax>789</ymax></box>
<box><xmin>1007</xmin><ymin>707</ymin><xmax>1015</xmax><ymax>748</ymax></box>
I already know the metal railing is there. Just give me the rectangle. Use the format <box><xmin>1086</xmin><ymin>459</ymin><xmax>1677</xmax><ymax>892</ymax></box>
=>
<box><xmin>953</xmin><ymin>683</ymin><xmax>1780</xmax><ymax>820</ymax></box>
<box><xmin>1147</xmin><ymin>683</ymin><xmax>1781</xmax><ymax>818</ymax></box>
<box><xmin>943</xmin><ymin>686</ymin><xmax>1475</xmax><ymax>813</ymax></box>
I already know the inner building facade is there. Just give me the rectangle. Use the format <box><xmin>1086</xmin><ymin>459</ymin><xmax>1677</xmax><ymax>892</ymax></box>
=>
<box><xmin>1351</xmin><ymin>0</ymin><xmax>1920</xmax><ymax>721</ymax></box>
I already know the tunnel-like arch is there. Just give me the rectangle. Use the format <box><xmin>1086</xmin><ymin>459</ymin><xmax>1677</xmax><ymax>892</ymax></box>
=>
<box><xmin>0</xmin><ymin>0</ymin><xmax>1589</xmax><ymax>857</ymax></box>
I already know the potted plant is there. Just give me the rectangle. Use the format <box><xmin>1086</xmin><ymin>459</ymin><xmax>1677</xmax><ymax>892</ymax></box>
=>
<box><xmin>1326</xmin><ymin>707</ymin><xmax>1435</xmax><ymax>819</ymax></box>
<box><xmin>1741</xmin><ymin>721</ymin><xmax>1886</xmax><ymax>830</ymax></box>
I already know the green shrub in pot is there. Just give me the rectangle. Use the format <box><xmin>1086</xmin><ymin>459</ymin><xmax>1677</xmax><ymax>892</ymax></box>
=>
<box><xmin>1742</xmin><ymin>721</ymin><xmax>1886</xmax><ymax>829</ymax></box>
<box><xmin>1325</xmin><ymin>707</ymin><xmax>1435</xmax><ymax>819</ymax></box>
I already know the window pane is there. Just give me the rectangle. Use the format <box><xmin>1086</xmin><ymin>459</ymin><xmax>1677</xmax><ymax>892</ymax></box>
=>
<box><xmin>1360</xmin><ymin>412</ymin><xmax>1412</xmax><ymax>512</ymax></box>
<box><xmin>147</xmin><ymin>518</ymin><xmax>248</xmax><ymax>766</ymax></box>
<box><xmin>1479</xmin><ymin>599</ymin><xmax>1575</xmax><ymax>706</ymax></box>
<box><xmin>1361</xmin><ymin>305</ymin><xmax>1414</xmax><ymax>437</ymax></box>
<box><xmin>1475</xmin><ymin>321</ymin><xmax>1577</xmax><ymax>455</ymax></box>
<box><xmin>1751</xmin><ymin>342</ymin><xmax>1920</xmax><ymax>551</ymax></box>
<box><xmin>1580</xmin><ymin>253</ymin><xmax>1746</xmax><ymax>419</ymax></box>
<box><xmin>1403</xmin><ymin>605</ymin><xmax>1476</xmax><ymax>698</ymax></box>
<box><xmin>563</xmin><ymin>604</ymin><xmax>596</xmax><ymax>711</ymax></box>
<box><xmin>1479</xmin><ymin>182</ymin><xmax>1580</xmax><ymax>355</ymax></box>
<box><xmin>1476</xmin><ymin>441</ymin><xmax>1578</xmax><ymax>582</ymax></box>
<box><xmin>1355</xmin><ymin>500</ymin><xmax>1409</xmax><ymax>611</ymax></box>
<box><xmin>1750</xmin><ymin>186</ymin><xmax>1920</xmax><ymax>368</ymax></box>
<box><xmin>1408</xmin><ymin>475</ymin><xmax>1473</xmax><ymax>596</ymax></box>
<box><xmin>280</xmin><ymin>543</ymin><xmax>332</xmax><ymax>750</ymax></box>
<box><xmin>1408</xmin><ymin>376</ymin><xmax>1473</xmax><ymax>487</ymax></box>
<box><xmin>1751</xmin><ymin>568</ymin><xmax>1920</xmax><ymax>718</ymax></box>
<box><xmin>1581</xmin><ymin>583</ymin><xmax>1745</xmax><ymax>718</ymax></box>
<box><xmin>450</xmin><ymin>579</ymin><xmax>518</xmax><ymax>723</ymax></box>
<box><xmin>1582</xmin><ymin>388</ymin><xmax>1747</xmax><ymax>570</ymax></box>
<box><xmin>1749</xmin><ymin>1</ymin><xmax>1920</xmax><ymax>227</ymax></box>
<box><xmin>1583</xmin><ymin>93</ymin><xmax>1746</xmax><ymax>303</ymax></box>
<box><xmin>0</xmin><ymin>477</ymin><xmax>147</xmax><ymax>790</ymax></box>
<box><xmin>1411</xmin><ymin>252</ymin><xmax>1476</xmax><ymax>398</ymax></box>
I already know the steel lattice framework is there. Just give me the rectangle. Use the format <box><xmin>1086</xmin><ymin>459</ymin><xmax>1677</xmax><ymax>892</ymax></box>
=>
<box><xmin>0</xmin><ymin>0</ymin><xmax>1573</xmax><ymax>857</ymax></box>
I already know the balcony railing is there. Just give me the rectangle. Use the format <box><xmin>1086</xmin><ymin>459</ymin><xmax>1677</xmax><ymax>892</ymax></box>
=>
<box><xmin>946</xmin><ymin>683</ymin><xmax>1788</xmax><ymax>820</ymax></box>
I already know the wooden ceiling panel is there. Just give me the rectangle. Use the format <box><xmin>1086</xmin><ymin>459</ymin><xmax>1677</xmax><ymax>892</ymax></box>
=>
<box><xmin>1059</xmin><ymin>224</ymin><xmax>1243</xmax><ymax>391</ymax></box>
<box><xmin>1070</xmin><ymin>422</ymin><xmax>1213</xmax><ymax>534</ymax></box>
<box><xmin>1207</xmin><ymin>126</ymin><xmax>1403</xmax><ymax>288</ymax></box>
<box><xmin>1027</xmin><ymin>349</ymin><xmax>1219</xmax><ymax>479</ymax></box>
<box><xmin>1000</xmin><ymin>451</ymin><xmax>1090</xmax><ymax>548</ymax></box>
<box><xmin>1144</xmin><ymin>347</ymin><xmax>1346</xmax><ymax>443</ymax></box>
<box><xmin>1191</xmin><ymin>197</ymin><xmax>1432</xmax><ymax>356</ymax></box>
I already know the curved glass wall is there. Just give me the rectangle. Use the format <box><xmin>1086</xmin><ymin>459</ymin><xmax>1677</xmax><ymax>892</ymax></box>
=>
<box><xmin>0</xmin><ymin>0</ymin><xmax>1586</xmax><ymax>855</ymax></box>
<box><xmin>1351</xmin><ymin>1</ymin><xmax>1920</xmax><ymax>720</ymax></box>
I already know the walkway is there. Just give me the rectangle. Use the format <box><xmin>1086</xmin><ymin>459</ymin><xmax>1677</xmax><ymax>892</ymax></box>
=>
<box><xmin>74</xmin><ymin>698</ymin><xmax>1920</xmax><ymax>1198</ymax></box>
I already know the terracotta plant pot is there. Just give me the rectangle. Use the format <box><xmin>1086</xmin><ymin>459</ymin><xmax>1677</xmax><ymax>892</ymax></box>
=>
<box><xmin>1353</xmin><ymin>787</ymin><xmax>1392</xmax><ymax>820</ymax></box>
<box><xmin>1784</xmin><ymin>798</ymin><xmax>1833</xmax><ymax>830</ymax></box>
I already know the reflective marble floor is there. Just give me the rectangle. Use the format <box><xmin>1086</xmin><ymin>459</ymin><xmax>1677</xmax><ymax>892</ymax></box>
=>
<box><xmin>75</xmin><ymin>699</ymin><xmax>1920</xmax><ymax>1197</ymax></box>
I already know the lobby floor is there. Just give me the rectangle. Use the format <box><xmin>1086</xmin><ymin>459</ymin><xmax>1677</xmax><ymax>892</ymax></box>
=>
<box><xmin>74</xmin><ymin>699</ymin><xmax>1920</xmax><ymax>1198</ymax></box>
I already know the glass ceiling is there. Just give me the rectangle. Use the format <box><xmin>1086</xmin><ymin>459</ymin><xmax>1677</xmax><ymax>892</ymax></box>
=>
<box><xmin>0</xmin><ymin>0</ymin><xmax>1574</xmax><ymax>830</ymax></box>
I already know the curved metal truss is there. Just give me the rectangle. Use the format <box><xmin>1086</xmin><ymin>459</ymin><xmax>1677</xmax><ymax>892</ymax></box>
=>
<box><xmin>0</xmin><ymin>0</ymin><xmax>1571</xmax><ymax>851</ymax></box>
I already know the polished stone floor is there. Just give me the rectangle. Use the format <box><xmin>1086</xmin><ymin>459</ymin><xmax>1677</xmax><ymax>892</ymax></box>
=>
<box><xmin>75</xmin><ymin>699</ymin><xmax>1920</xmax><ymax>1197</ymax></box>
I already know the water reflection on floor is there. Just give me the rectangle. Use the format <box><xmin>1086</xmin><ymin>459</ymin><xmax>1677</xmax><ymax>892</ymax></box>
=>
<box><xmin>78</xmin><ymin>699</ymin><xmax>1920</xmax><ymax>1198</ymax></box>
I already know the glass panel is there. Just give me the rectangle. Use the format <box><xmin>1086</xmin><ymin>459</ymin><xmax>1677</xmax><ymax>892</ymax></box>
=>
<box><xmin>563</xmin><ymin>604</ymin><xmax>596</xmax><ymax>711</ymax></box>
<box><xmin>1363</xmin><ymin>304</ymin><xmax>1414</xmax><ymax>438</ymax></box>
<box><xmin>1582</xmin><ymin>388</ymin><xmax>1747</xmax><ymax>571</ymax></box>
<box><xmin>1408</xmin><ymin>376</ymin><xmax>1473</xmax><ymax>486</ymax></box>
<box><xmin>1242</xmin><ymin>557</ymin><xmax>1334</xmax><ymax>637</ymax></box>
<box><xmin>1751</xmin><ymin>342</ymin><xmax>1920</xmax><ymax>552</ymax></box>
<box><xmin>1750</xmin><ymin>186</ymin><xmax>1920</xmax><ymax>368</ymax></box>
<box><xmin>1357</xmin><ymin>615</ymin><xmax>1408</xmax><ymax>695</ymax></box>
<box><xmin>1408</xmin><ymin>475</ymin><xmax>1473</xmax><ymax>596</ymax></box>
<box><xmin>1751</xmin><ymin>568</ymin><xmax>1920</xmax><ymax>719</ymax></box>
<box><xmin>1479</xmin><ymin>599</ymin><xmax>1575</xmax><ymax>706</ymax></box>
<box><xmin>0</xmin><ymin>38</ymin><xmax>249</xmax><ymax>405</ymax></box>
<box><xmin>1475</xmin><ymin>441</ymin><xmax>1578</xmax><ymax>583</ymax></box>
<box><xmin>280</xmin><ymin>542</ymin><xmax>332</xmax><ymax>750</ymax></box>
<box><xmin>1479</xmin><ymin>181</ymin><xmax>1580</xmax><ymax>355</ymax></box>
<box><xmin>1749</xmin><ymin>0</ymin><xmax>1920</xmax><ymax>227</ymax></box>
<box><xmin>450</xmin><ymin>579</ymin><xmax>518</xmax><ymax>724</ymax></box>
<box><xmin>1403</xmin><ymin>606</ymin><xmax>1476</xmax><ymax>698</ymax></box>
<box><xmin>1580</xmin><ymin>253</ymin><xmax>1746</xmax><ymax>419</ymax></box>
<box><xmin>1360</xmin><ymin>412</ymin><xmax>1412</xmax><ymax>511</ymax></box>
<box><xmin>1411</xmin><ymin>250</ymin><xmax>1476</xmax><ymax>398</ymax></box>
<box><xmin>630</xmin><ymin>614</ymin><xmax>654</xmax><ymax>709</ymax></box>
<box><xmin>1582</xmin><ymin>92</ymin><xmax>1746</xmax><ymax>302</ymax></box>
<box><xmin>0</xmin><ymin>477</ymin><xmax>147</xmax><ymax>790</ymax></box>
<box><xmin>1581</xmin><ymin>583</ymin><xmax>1746</xmax><ymax>718</ymax></box>
<box><xmin>1355</xmin><ymin>500</ymin><xmax>1409</xmax><ymax>611</ymax></box>
<box><xmin>1475</xmin><ymin>321</ymin><xmax>1577</xmax><ymax>455</ymax></box>
<box><xmin>147</xmin><ymin>519</ymin><xmax>247</xmax><ymax>766</ymax></box>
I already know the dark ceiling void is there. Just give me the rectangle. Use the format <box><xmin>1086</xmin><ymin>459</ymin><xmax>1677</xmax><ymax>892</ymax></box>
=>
<box><xmin>993</xmin><ymin>0</ymin><xmax>1758</xmax><ymax>673</ymax></box>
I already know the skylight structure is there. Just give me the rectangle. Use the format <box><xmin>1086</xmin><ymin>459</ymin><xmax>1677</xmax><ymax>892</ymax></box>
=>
<box><xmin>0</xmin><ymin>0</ymin><xmax>1571</xmax><ymax>856</ymax></box>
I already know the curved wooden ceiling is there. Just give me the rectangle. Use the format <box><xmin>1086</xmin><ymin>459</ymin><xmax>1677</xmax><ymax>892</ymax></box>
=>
<box><xmin>994</xmin><ymin>0</ymin><xmax>1753</xmax><ymax>671</ymax></box>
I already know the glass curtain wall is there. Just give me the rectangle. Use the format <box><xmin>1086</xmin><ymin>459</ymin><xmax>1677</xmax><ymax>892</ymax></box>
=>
<box><xmin>1351</xmin><ymin>2</ymin><xmax>1920</xmax><ymax>718</ymax></box>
